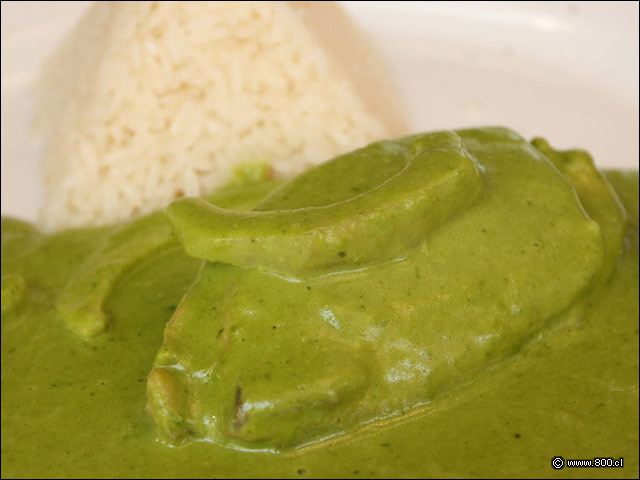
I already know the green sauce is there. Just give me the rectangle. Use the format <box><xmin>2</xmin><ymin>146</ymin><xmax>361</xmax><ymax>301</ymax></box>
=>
<box><xmin>1</xmin><ymin>128</ymin><xmax>638</xmax><ymax>478</ymax></box>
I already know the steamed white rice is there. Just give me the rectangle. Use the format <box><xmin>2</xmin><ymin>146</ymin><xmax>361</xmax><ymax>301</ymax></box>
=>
<box><xmin>34</xmin><ymin>1</ymin><xmax>407</xmax><ymax>230</ymax></box>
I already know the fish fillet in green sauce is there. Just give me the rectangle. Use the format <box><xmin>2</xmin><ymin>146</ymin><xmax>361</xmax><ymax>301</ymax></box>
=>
<box><xmin>1</xmin><ymin>127</ymin><xmax>638</xmax><ymax>478</ymax></box>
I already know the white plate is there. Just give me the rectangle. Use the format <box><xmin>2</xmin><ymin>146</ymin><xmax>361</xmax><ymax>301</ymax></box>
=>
<box><xmin>2</xmin><ymin>1</ymin><xmax>638</xmax><ymax>222</ymax></box>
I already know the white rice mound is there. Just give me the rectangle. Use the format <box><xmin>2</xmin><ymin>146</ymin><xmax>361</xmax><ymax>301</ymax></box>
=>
<box><xmin>35</xmin><ymin>1</ymin><xmax>408</xmax><ymax>230</ymax></box>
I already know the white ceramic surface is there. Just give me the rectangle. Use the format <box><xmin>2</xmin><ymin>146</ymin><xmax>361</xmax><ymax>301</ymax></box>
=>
<box><xmin>2</xmin><ymin>1</ymin><xmax>638</xmax><ymax>222</ymax></box>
